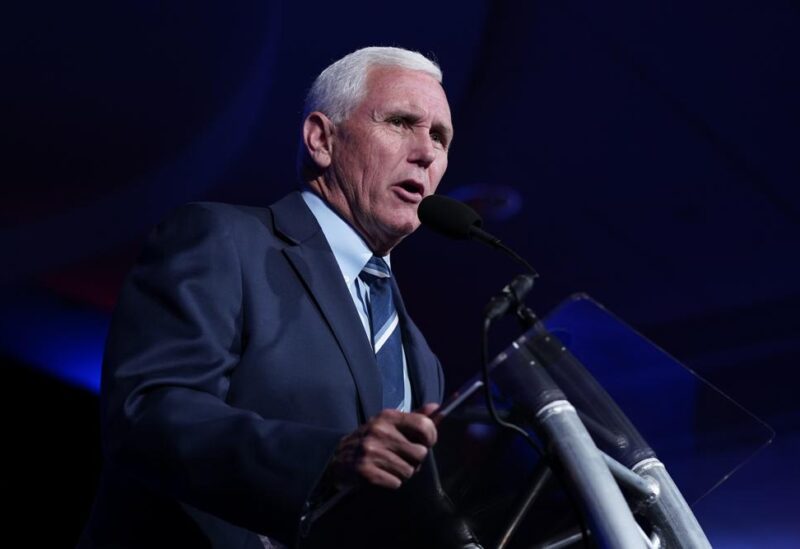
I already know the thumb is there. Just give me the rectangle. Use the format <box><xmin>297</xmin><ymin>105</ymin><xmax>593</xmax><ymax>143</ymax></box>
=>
<box><xmin>416</xmin><ymin>402</ymin><xmax>440</xmax><ymax>417</ymax></box>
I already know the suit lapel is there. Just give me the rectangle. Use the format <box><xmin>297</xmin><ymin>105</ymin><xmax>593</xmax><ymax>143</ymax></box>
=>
<box><xmin>391</xmin><ymin>276</ymin><xmax>441</xmax><ymax>406</ymax></box>
<box><xmin>270</xmin><ymin>192</ymin><xmax>383</xmax><ymax>421</ymax></box>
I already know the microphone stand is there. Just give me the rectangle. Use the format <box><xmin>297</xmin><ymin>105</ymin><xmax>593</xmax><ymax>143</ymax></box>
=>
<box><xmin>478</xmin><ymin>275</ymin><xmax>645</xmax><ymax>549</ymax></box>
<box><xmin>421</xmin><ymin>196</ymin><xmax>709</xmax><ymax>547</ymax></box>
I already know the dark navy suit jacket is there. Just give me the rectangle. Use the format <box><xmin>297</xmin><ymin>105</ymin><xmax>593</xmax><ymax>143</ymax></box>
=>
<box><xmin>79</xmin><ymin>192</ymin><xmax>444</xmax><ymax>548</ymax></box>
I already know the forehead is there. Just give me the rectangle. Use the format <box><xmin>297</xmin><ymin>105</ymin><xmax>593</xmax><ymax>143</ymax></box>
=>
<box><xmin>360</xmin><ymin>66</ymin><xmax>452</xmax><ymax>123</ymax></box>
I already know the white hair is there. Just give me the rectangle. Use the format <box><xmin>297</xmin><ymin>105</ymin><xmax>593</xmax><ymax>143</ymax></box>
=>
<box><xmin>303</xmin><ymin>46</ymin><xmax>442</xmax><ymax>124</ymax></box>
<box><xmin>297</xmin><ymin>46</ymin><xmax>443</xmax><ymax>179</ymax></box>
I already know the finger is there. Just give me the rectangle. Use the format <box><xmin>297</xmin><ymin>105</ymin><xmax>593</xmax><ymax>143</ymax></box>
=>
<box><xmin>416</xmin><ymin>402</ymin><xmax>443</xmax><ymax>426</ymax></box>
<box><xmin>416</xmin><ymin>402</ymin><xmax>440</xmax><ymax>416</ymax></box>
<box><xmin>357</xmin><ymin>464</ymin><xmax>404</xmax><ymax>490</ymax></box>
<box><xmin>395</xmin><ymin>412</ymin><xmax>438</xmax><ymax>447</ymax></box>
<box><xmin>387</xmin><ymin>439</ymin><xmax>429</xmax><ymax>466</ymax></box>
<box><xmin>332</xmin><ymin>416</ymin><xmax>427</xmax><ymax>488</ymax></box>
<box><xmin>361</xmin><ymin>420</ymin><xmax>429</xmax><ymax>466</ymax></box>
<box><xmin>362</xmin><ymin>412</ymin><xmax>413</xmax><ymax>446</ymax></box>
<box><xmin>365</xmin><ymin>409</ymin><xmax>438</xmax><ymax>451</ymax></box>
<box><xmin>358</xmin><ymin>444</ymin><xmax>417</xmax><ymax>486</ymax></box>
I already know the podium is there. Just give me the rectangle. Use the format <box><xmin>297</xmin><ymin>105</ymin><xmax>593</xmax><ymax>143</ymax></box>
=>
<box><xmin>301</xmin><ymin>295</ymin><xmax>773</xmax><ymax>548</ymax></box>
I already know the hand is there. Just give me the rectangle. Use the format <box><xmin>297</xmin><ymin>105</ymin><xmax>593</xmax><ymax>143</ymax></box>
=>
<box><xmin>330</xmin><ymin>403</ymin><xmax>440</xmax><ymax>490</ymax></box>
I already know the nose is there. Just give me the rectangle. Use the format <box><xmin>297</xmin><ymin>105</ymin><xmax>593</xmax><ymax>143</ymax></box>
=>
<box><xmin>407</xmin><ymin>130</ymin><xmax>436</xmax><ymax>169</ymax></box>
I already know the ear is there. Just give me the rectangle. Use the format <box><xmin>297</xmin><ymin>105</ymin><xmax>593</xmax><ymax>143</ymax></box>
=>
<box><xmin>302</xmin><ymin>111</ymin><xmax>335</xmax><ymax>170</ymax></box>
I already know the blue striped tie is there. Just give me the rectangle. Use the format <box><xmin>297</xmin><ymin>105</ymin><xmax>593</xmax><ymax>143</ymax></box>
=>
<box><xmin>359</xmin><ymin>256</ymin><xmax>405</xmax><ymax>410</ymax></box>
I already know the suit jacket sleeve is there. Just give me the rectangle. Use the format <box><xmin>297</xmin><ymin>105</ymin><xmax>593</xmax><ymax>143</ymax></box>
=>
<box><xmin>100</xmin><ymin>203</ymin><xmax>344</xmax><ymax>542</ymax></box>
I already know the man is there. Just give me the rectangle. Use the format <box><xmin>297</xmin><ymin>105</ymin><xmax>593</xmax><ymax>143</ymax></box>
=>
<box><xmin>79</xmin><ymin>47</ymin><xmax>473</xmax><ymax>548</ymax></box>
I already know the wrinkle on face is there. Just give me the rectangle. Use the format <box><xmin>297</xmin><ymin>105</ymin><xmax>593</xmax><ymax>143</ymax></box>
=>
<box><xmin>319</xmin><ymin>66</ymin><xmax>453</xmax><ymax>255</ymax></box>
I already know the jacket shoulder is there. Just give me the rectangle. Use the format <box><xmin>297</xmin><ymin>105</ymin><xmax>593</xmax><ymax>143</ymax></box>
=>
<box><xmin>153</xmin><ymin>201</ymin><xmax>278</xmax><ymax>244</ymax></box>
<box><xmin>181</xmin><ymin>201</ymin><xmax>272</xmax><ymax>229</ymax></box>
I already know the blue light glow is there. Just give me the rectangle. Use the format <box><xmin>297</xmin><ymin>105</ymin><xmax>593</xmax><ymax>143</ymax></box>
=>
<box><xmin>0</xmin><ymin>288</ymin><xmax>108</xmax><ymax>393</ymax></box>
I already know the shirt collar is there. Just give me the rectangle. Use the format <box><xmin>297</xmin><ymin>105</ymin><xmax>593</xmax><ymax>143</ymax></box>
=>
<box><xmin>301</xmin><ymin>190</ymin><xmax>391</xmax><ymax>285</ymax></box>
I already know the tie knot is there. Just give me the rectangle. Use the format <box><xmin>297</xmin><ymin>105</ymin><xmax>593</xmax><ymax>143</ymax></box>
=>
<box><xmin>359</xmin><ymin>256</ymin><xmax>391</xmax><ymax>283</ymax></box>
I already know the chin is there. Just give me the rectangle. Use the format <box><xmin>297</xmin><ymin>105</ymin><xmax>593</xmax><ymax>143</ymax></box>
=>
<box><xmin>390</xmin><ymin>217</ymin><xmax>421</xmax><ymax>237</ymax></box>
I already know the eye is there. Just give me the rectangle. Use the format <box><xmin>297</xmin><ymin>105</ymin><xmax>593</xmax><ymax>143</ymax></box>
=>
<box><xmin>387</xmin><ymin>116</ymin><xmax>406</xmax><ymax>127</ymax></box>
<box><xmin>430</xmin><ymin>131</ymin><xmax>447</xmax><ymax>149</ymax></box>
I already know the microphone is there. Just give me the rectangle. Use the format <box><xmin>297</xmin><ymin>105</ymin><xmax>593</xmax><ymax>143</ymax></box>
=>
<box><xmin>417</xmin><ymin>194</ymin><xmax>500</xmax><ymax>246</ymax></box>
<box><xmin>484</xmin><ymin>274</ymin><xmax>536</xmax><ymax>320</ymax></box>
<box><xmin>418</xmin><ymin>194</ymin><xmax>539</xmax><ymax>277</ymax></box>
<box><xmin>420</xmin><ymin>196</ymin><xmax>546</xmax><ymax>466</ymax></box>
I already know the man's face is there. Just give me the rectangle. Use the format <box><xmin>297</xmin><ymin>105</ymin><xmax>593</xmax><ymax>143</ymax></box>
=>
<box><xmin>328</xmin><ymin>66</ymin><xmax>453</xmax><ymax>254</ymax></box>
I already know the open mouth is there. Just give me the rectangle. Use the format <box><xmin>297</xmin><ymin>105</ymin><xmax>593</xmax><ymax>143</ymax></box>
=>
<box><xmin>395</xmin><ymin>180</ymin><xmax>425</xmax><ymax>202</ymax></box>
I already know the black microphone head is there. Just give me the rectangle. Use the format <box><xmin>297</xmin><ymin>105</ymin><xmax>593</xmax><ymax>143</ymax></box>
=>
<box><xmin>418</xmin><ymin>194</ymin><xmax>483</xmax><ymax>239</ymax></box>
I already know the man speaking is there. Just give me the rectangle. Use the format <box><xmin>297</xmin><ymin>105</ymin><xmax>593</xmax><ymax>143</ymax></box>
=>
<box><xmin>79</xmin><ymin>47</ymin><xmax>471</xmax><ymax>548</ymax></box>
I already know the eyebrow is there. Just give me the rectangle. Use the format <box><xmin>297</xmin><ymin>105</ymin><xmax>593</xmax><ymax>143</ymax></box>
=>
<box><xmin>383</xmin><ymin>108</ymin><xmax>454</xmax><ymax>142</ymax></box>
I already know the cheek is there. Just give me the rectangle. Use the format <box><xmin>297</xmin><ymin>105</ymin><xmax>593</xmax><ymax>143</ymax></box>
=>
<box><xmin>430</xmin><ymin>160</ymin><xmax>448</xmax><ymax>191</ymax></box>
<box><xmin>359</xmin><ymin>143</ymin><xmax>388</xmax><ymax>184</ymax></box>
<box><xmin>362</xmin><ymin>148</ymin><xmax>398</xmax><ymax>193</ymax></box>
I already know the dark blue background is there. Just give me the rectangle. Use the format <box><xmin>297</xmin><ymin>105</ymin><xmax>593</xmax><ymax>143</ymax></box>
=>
<box><xmin>2</xmin><ymin>1</ymin><xmax>798</xmax><ymax>546</ymax></box>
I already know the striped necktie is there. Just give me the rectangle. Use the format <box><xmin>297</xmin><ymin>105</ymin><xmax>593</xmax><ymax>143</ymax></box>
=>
<box><xmin>359</xmin><ymin>256</ymin><xmax>405</xmax><ymax>410</ymax></box>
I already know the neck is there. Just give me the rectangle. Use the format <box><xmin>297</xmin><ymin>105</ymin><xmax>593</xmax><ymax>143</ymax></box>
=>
<box><xmin>306</xmin><ymin>177</ymin><xmax>402</xmax><ymax>255</ymax></box>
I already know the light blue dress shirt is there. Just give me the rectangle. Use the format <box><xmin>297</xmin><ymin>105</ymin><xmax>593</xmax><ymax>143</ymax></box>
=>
<box><xmin>301</xmin><ymin>190</ymin><xmax>412</xmax><ymax>412</ymax></box>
